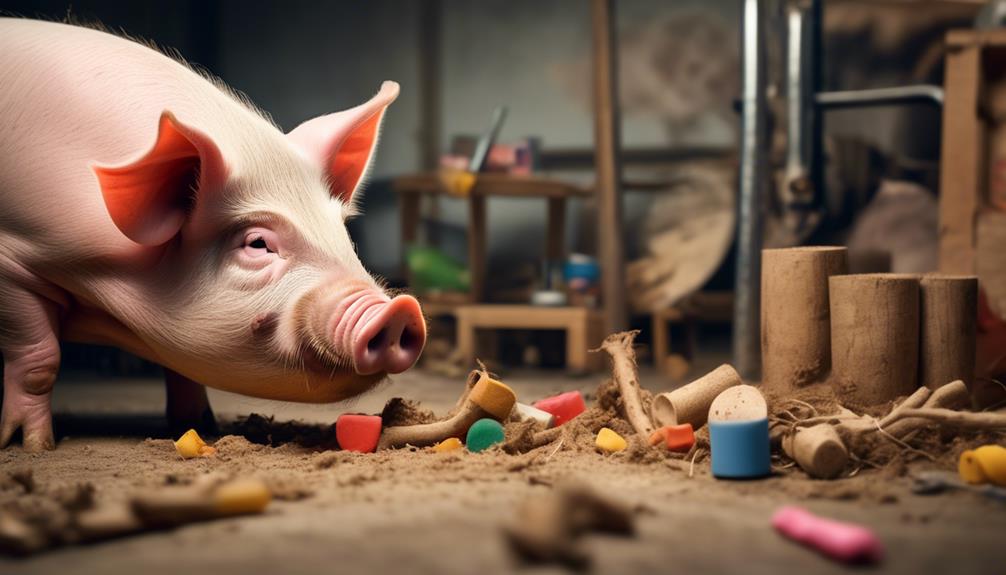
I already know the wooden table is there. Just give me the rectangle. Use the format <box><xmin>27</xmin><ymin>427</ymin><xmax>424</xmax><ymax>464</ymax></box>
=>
<box><xmin>394</xmin><ymin>172</ymin><xmax>591</xmax><ymax>304</ymax></box>
<box><xmin>455</xmin><ymin>305</ymin><xmax>605</xmax><ymax>374</ymax></box>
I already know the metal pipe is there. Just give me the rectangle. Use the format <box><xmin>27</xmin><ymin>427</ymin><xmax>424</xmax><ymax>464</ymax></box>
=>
<box><xmin>732</xmin><ymin>0</ymin><xmax>767</xmax><ymax>379</ymax></box>
<box><xmin>816</xmin><ymin>85</ymin><xmax>944</xmax><ymax>110</ymax></box>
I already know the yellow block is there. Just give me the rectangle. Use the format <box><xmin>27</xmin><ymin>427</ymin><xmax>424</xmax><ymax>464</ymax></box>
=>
<box><xmin>174</xmin><ymin>429</ymin><xmax>211</xmax><ymax>459</ymax></box>
<box><xmin>595</xmin><ymin>427</ymin><xmax>627</xmax><ymax>453</ymax></box>
<box><xmin>468</xmin><ymin>373</ymin><xmax>517</xmax><ymax>420</ymax></box>
<box><xmin>434</xmin><ymin>437</ymin><xmax>463</xmax><ymax>453</ymax></box>
<box><xmin>959</xmin><ymin>445</ymin><xmax>1006</xmax><ymax>486</ymax></box>
<box><xmin>213</xmin><ymin>479</ymin><xmax>272</xmax><ymax>516</ymax></box>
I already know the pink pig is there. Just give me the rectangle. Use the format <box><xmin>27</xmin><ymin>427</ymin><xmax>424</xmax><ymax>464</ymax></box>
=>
<box><xmin>0</xmin><ymin>18</ymin><xmax>426</xmax><ymax>451</ymax></box>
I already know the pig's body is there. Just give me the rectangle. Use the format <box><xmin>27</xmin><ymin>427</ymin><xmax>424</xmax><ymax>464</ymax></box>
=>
<box><xmin>0</xmin><ymin>19</ymin><xmax>426</xmax><ymax>450</ymax></box>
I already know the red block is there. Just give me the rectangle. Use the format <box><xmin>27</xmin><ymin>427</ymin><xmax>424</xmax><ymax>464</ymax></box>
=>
<box><xmin>648</xmin><ymin>424</ymin><xmax>695</xmax><ymax>452</ymax></box>
<box><xmin>662</xmin><ymin>423</ymin><xmax>695</xmax><ymax>452</ymax></box>
<box><xmin>533</xmin><ymin>391</ymin><xmax>586</xmax><ymax>426</ymax></box>
<box><xmin>336</xmin><ymin>414</ymin><xmax>382</xmax><ymax>453</ymax></box>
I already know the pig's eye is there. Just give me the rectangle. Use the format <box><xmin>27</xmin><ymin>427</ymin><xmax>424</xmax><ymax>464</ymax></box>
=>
<box><xmin>242</xmin><ymin>232</ymin><xmax>276</xmax><ymax>257</ymax></box>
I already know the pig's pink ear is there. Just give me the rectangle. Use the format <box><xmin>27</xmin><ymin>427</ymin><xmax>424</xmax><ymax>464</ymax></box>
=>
<box><xmin>287</xmin><ymin>81</ymin><xmax>399</xmax><ymax>203</ymax></box>
<box><xmin>93</xmin><ymin>111</ymin><xmax>225</xmax><ymax>246</ymax></box>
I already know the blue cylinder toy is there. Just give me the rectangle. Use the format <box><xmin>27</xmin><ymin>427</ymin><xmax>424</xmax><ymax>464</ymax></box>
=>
<box><xmin>709</xmin><ymin>418</ymin><xmax>771</xmax><ymax>479</ymax></box>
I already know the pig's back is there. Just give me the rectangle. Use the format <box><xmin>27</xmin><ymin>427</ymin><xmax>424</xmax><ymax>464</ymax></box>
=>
<box><xmin>0</xmin><ymin>18</ymin><xmax>266</xmax><ymax>255</ymax></box>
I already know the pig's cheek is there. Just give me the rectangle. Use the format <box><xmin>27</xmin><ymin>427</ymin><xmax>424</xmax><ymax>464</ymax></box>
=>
<box><xmin>227</xmin><ymin>258</ymin><xmax>291</xmax><ymax>291</ymax></box>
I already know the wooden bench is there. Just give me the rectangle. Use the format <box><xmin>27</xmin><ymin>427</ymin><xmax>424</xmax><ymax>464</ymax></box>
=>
<box><xmin>455</xmin><ymin>305</ymin><xmax>605</xmax><ymax>374</ymax></box>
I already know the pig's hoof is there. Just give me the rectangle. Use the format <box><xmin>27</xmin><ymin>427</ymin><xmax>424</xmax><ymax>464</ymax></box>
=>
<box><xmin>168</xmin><ymin>407</ymin><xmax>219</xmax><ymax>439</ymax></box>
<box><xmin>0</xmin><ymin>419</ymin><xmax>55</xmax><ymax>452</ymax></box>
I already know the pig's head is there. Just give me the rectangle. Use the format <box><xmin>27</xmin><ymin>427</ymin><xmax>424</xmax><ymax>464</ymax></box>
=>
<box><xmin>91</xmin><ymin>81</ymin><xmax>426</xmax><ymax>402</ymax></box>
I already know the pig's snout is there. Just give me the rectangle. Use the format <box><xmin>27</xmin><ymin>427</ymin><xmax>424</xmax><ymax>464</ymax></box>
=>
<box><xmin>349</xmin><ymin>294</ymin><xmax>426</xmax><ymax>375</ymax></box>
<box><xmin>314</xmin><ymin>288</ymin><xmax>425</xmax><ymax>376</ymax></box>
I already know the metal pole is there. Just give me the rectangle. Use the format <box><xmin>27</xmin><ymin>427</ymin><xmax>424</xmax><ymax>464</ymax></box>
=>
<box><xmin>815</xmin><ymin>85</ymin><xmax>944</xmax><ymax>109</ymax></box>
<box><xmin>733</xmin><ymin>0</ymin><xmax>767</xmax><ymax>379</ymax></box>
<box><xmin>784</xmin><ymin>1</ymin><xmax>817</xmax><ymax>211</ymax></box>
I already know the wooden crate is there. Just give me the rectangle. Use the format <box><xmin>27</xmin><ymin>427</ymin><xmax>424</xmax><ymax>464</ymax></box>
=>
<box><xmin>941</xmin><ymin>29</ymin><xmax>1006</xmax><ymax>319</ymax></box>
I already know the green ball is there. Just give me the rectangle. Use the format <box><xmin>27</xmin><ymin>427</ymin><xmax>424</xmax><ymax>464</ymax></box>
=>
<box><xmin>466</xmin><ymin>418</ymin><xmax>505</xmax><ymax>452</ymax></box>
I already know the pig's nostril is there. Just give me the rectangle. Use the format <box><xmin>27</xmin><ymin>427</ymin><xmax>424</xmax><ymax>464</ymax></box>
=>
<box><xmin>367</xmin><ymin>328</ymin><xmax>388</xmax><ymax>352</ymax></box>
<box><xmin>399</xmin><ymin>325</ymin><xmax>419</xmax><ymax>352</ymax></box>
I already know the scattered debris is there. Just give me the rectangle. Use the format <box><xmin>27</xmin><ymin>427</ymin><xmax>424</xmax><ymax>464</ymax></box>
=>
<box><xmin>335</xmin><ymin>414</ymin><xmax>383</xmax><ymax>453</ymax></box>
<box><xmin>595</xmin><ymin>331</ymin><xmax>655</xmax><ymax>440</ymax></box>
<box><xmin>174</xmin><ymin>429</ymin><xmax>216</xmax><ymax>459</ymax></box>
<box><xmin>433</xmin><ymin>437</ymin><xmax>463</xmax><ymax>453</ymax></box>
<box><xmin>958</xmin><ymin>444</ymin><xmax>1006</xmax><ymax>486</ymax></box>
<box><xmin>708</xmin><ymin>385</ymin><xmax>771</xmax><ymax>479</ymax></box>
<box><xmin>648</xmin><ymin>424</ymin><xmax>695</xmax><ymax>452</ymax></box>
<box><xmin>466</xmin><ymin>419</ymin><xmax>505</xmax><ymax>452</ymax></box>
<box><xmin>378</xmin><ymin>370</ymin><xmax>516</xmax><ymax>449</ymax></box>
<box><xmin>0</xmin><ymin>470</ymin><xmax>272</xmax><ymax>557</ymax></box>
<box><xmin>533</xmin><ymin>390</ymin><xmax>586</xmax><ymax>427</ymax></box>
<box><xmin>911</xmin><ymin>470</ymin><xmax>1006</xmax><ymax>501</ymax></box>
<box><xmin>503</xmin><ymin>480</ymin><xmax>635</xmax><ymax>570</ymax></box>
<box><xmin>652</xmin><ymin>363</ymin><xmax>742</xmax><ymax>428</ymax></box>
<box><xmin>595</xmin><ymin>428</ymin><xmax>628</xmax><ymax>453</ymax></box>
<box><xmin>772</xmin><ymin>506</ymin><xmax>883</xmax><ymax>565</ymax></box>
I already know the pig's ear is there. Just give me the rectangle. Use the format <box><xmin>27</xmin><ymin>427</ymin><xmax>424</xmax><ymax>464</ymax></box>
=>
<box><xmin>287</xmin><ymin>81</ymin><xmax>399</xmax><ymax>204</ymax></box>
<box><xmin>93</xmin><ymin>111</ymin><xmax>226</xmax><ymax>246</ymax></box>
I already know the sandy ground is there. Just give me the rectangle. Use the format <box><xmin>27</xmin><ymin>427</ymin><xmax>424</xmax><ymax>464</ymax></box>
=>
<box><xmin>1</xmin><ymin>365</ymin><xmax>1004</xmax><ymax>574</ymax></box>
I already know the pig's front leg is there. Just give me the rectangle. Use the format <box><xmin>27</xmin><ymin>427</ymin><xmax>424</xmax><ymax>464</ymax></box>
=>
<box><xmin>164</xmin><ymin>369</ymin><xmax>218</xmax><ymax>437</ymax></box>
<box><xmin>0</xmin><ymin>285</ymin><xmax>61</xmax><ymax>452</ymax></box>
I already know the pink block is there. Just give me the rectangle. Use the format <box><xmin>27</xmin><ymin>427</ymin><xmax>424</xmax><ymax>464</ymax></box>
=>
<box><xmin>533</xmin><ymin>391</ymin><xmax>586</xmax><ymax>426</ymax></box>
<box><xmin>772</xmin><ymin>506</ymin><xmax>883</xmax><ymax>564</ymax></box>
<box><xmin>336</xmin><ymin>414</ymin><xmax>383</xmax><ymax>453</ymax></box>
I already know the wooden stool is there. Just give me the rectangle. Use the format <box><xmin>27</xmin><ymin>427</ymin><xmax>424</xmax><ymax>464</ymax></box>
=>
<box><xmin>651</xmin><ymin>292</ymin><xmax>734</xmax><ymax>379</ymax></box>
<box><xmin>456</xmin><ymin>305</ymin><xmax>605</xmax><ymax>374</ymax></box>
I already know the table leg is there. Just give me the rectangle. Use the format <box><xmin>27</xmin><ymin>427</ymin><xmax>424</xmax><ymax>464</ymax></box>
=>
<box><xmin>456</xmin><ymin>312</ymin><xmax>476</xmax><ymax>369</ymax></box>
<box><xmin>652</xmin><ymin>312</ymin><xmax>669</xmax><ymax>372</ymax></box>
<box><xmin>400</xmin><ymin>193</ymin><xmax>422</xmax><ymax>281</ymax></box>
<box><xmin>546</xmin><ymin>197</ymin><xmax>566</xmax><ymax>264</ymax></box>
<box><xmin>468</xmin><ymin>196</ymin><xmax>487</xmax><ymax>302</ymax></box>
<box><xmin>567</xmin><ymin>312</ymin><xmax>589</xmax><ymax>375</ymax></box>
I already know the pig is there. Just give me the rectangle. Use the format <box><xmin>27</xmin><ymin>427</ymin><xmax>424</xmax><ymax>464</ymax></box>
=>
<box><xmin>0</xmin><ymin>18</ymin><xmax>426</xmax><ymax>451</ymax></box>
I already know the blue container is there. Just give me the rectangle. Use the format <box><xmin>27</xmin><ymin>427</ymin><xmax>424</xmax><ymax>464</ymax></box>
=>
<box><xmin>709</xmin><ymin>418</ymin><xmax>771</xmax><ymax>479</ymax></box>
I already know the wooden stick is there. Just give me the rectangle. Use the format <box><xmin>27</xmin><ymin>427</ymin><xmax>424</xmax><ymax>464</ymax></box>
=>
<box><xmin>596</xmin><ymin>331</ymin><xmax>654</xmax><ymax>439</ymax></box>
<box><xmin>884</xmin><ymin>380</ymin><xmax>969</xmax><ymax>437</ymax></box>
<box><xmin>830</xmin><ymin>274</ymin><xmax>920</xmax><ymax>404</ymax></box>
<box><xmin>877</xmin><ymin>386</ymin><xmax>932</xmax><ymax>428</ymax></box>
<box><xmin>884</xmin><ymin>408</ymin><xmax>1006</xmax><ymax>429</ymax></box>
<box><xmin>761</xmin><ymin>247</ymin><xmax>848</xmax><ymax>389</ymax></box>
<box><xmin>919</xmin><ymin>275</ymin><xmax>978</xmax><ymax>390</ymax></box>
<box><xmin>378</xmin><ymin>371</ymin><xmax>516</xmax><ymax>449</ymax></box>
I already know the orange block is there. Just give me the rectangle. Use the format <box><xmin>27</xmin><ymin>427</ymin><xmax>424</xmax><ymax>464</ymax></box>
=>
<box><xmin>648</xmin><ymin>424</ymin><xmax>695</xmax><ymax>452</ymax></box>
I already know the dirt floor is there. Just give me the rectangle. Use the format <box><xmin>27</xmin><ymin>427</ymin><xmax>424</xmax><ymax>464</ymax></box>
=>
<box><xmin>1</xmin><ymin>362</ymin><xmax>1004</xmax><ymax>575</ymax></box>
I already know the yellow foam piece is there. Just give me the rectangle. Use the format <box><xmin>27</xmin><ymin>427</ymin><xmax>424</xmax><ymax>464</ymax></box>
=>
<box><xmin>595</xmin><ymin>427</ymin><xmax>627</xmax><ymax>453</ymax></box>
<box><xmin>468</xmin><ymin>374</ymin><xmax>517</xmax><ymax>421</ymax></box>
<box><xmin>434</xmin><ymin>437</ymin><xmax>463</xmax><ymax>453</ymax></box>
<box><xmin>959</xmin><ymin>445</ymin><xmax>1006</xmax><ymax>486</ymax></box>
<box><xmin>174</xmin><ymin>429</ymin><xmax>210</xmax><ymax>459</ymax></box>
<box><xmin>212</xmin><ymin>479</ymin><xmax>272</xmax><ymax>516</ymax></box>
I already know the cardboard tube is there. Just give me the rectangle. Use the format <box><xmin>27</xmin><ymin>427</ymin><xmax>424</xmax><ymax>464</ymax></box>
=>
<box><xmin>781</xmin><ymin>424</ymin><xmax>848</xmax><ymax>479</ymax></box>
<box><xmin>651</xmin><ymin>364</ymin><xmax>742</xmax><ymax>428</ymax></box>
<box><xmin>761</xmin><ymin>247</ymin><xmax>848</xmax><ymax>389</ymax></box>
<box><xmin>830</xmin><ymin>274</ymin><xmax>920</xmax><ymax>405</ymax></box>
<box><xmin>919</xmin><ymin>275</ymin><xmax>978</xmax><ymax>391</ymax></box>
